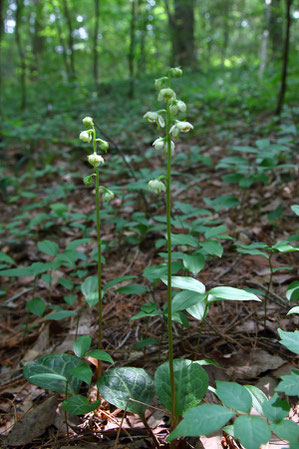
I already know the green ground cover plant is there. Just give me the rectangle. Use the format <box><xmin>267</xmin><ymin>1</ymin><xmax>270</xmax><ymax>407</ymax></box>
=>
<box><xmin>12</xmin><ymin>69</ymin><xmax>298</xmax><ymax>448</ymax></box>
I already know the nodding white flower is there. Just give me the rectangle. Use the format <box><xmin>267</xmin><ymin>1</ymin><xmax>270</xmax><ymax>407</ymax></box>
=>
<box><xmin>148</xmin><ymin>179</ymin><xmax>166</xmax><ymax>194</ymax></box>
<box><xmin>80</xmin><ymin>130</ymin><xmax>92</xmax><ymax>143</ymax></box>
<box><xmin>82</xmin><ymin>116</ymin><xmax>94</xmax><ymax>128</ymax></box>
<box><xmin>152</xmin><ymin>137</ymin><xmax>175</xmax><ymax>154</ymax></box>
<box><xmin>96</xmin><ymin>138</ymin><xmax>109</xmax><ymax>151</ymax></box>
<box><xmin>88</xmin><ymin>152</ymin><xmax>105</xmax><ymax>167</ymax></box>
<box><xmin>177</xmin><ymin>100</ymin><xmax>187</xmax><ymax>113</ymax></box>
<box><xmin>102</xmin><ymin>189</ymin><xmax>114</xmax><ymax>202</ymax></box>
<box><xmin>155</xmin><ymin>76</ymin><xmax>169</xmax><ymax>91</ymax></box>
<box><xmin>170</xmin><ymin>121</ymin><xmax>194</xmax><ymax>137</ymax></box>
<box><xmin>158</xmin><ymin>88</ymin><xmax>176</xmax><ymax>102</ymax></box>
<box><xmin>169</xmin><ymin>67</ymin><xmax>183</xmax><ymax>78</ymax></box>
<box><xmin>144</xmin><ymin>111</ymin><xmax>165</xmax><ymax>128</ymax></box>
<box><xmin>169</xmin><ymin>100</ymin><xmax>187</xmax><ymax>116</ymax></box>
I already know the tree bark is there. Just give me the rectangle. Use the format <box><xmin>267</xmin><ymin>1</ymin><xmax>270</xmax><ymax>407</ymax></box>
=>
<box><xmin>128</xmin><ymin>0</ymin><xmax>137</xmax><ymax>98</ymax></box>
<box><xmin>15</xmin><ymin>0</ymin><xmax>27</xmax><ymax>110</ymax></box>
<box><xmin>62</xmin><ymin>0</ymin><xmax>76</xmax><ymax>80</ymax></box>
<box><xmin>259</xmin><ymin>0</ymin><xmax>271</xmax><ymax>79</ymax></box>
<box><xmin>93</xmin><ymin>0</ymin><xmax>100</xmax><ymax>90</ymax></box>
<box><xmin>275</xmin><ymin>0</ymin><xmax>292</xmax><ymax>115</ymax></box>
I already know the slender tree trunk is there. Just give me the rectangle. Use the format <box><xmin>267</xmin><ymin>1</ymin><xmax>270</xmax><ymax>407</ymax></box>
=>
<box><xmin>50</xmin><ymin>0</ymin><xmax>71</xmax><ymax>80</ymax></box>
<box><xmin>259</xmin><ymin>0</ymin><xmax>271</xmax><ymax>79</ymax></box>
<box><xmin>15</xmin><ymin>0</ymin><xmax>27</xmax><ymax>110</ymax></box>
<box><xmin>164</xmin><ymin>0</ymin><xmax>176</xmax><ymax>66</ymax></box>
<box><xmin>276</xmin><ymin>0</ymin><xmax>292</xmax><ymax>115</ymax></box>
<box><xmin>128</xmin><ymin>0</ymin><xmax>137</xmax><ymax>98</ymax></box>
<box><xmin>93</xmin><ymin>0</ymin><xmax>100</xmax><ymax>90</ymax></box>
<box><xmin>269</xmin><ymin>0</ymin><xmax>283</xmax><ymax>57</ymax></box>
<box><xmin>62</xmin><ymin>0</ymin><xmax>76</xmax><ymax>80</ymax></box>
<box><xmin>137</xmin><ymin>0</ymin><xmax>148</xmax><ymax>76</ymax></box>
<box><xmin>31</xmin><ymin>0</ymin><xmax>44</xmax><ymax>78</ymax></box>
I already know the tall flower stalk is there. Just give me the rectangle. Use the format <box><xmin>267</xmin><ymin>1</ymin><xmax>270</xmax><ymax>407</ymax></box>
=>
<box><xmin>80</xmin><ymin>117</ymin><xmax>114</xmax><ymax>357</ymax></box>
<box><xmin>145</xmin><ymin>68</ymin><xmax>193</xmax><ymax>430</ymax></box>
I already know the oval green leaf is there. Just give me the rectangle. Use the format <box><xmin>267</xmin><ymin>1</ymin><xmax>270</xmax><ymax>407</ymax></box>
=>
<box><xmin>234</xmin><ymin>415</ymin><xmax>271</xmax><ymax>449</ymax></box>
<box><xmin>62</xmin><ymin>395</ymin><xmax>101</xmax><ymax>415</ymax></box>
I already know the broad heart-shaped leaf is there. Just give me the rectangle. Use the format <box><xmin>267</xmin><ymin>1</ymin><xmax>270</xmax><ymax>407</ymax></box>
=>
<box><xmin>37</xmin><ymin>240</ymin><xmax>59</xmax><ymax>257</ymax></box>
<box><xmin>87</xmin><ymin>349</ymin><xmax>114</xmax><ymax>364</ymax></box>
<box><xmin>182</xmin><ymin>253</ymin><xmax>205</xmax><ymax>276</ymax></box>
<box><xmin>161</xmin><ymin>276</ymin><xmax>205</xmax><ymax>294</ymax></box>
<box><xmin>26</xmin><ymin>297</ymin><xmax>46</xmax><ymax>317</ymax></box>
<box><xmin>172</xmin><ymin>290</ymin><xmax>206</xmax><ymax>314</ymax></box>
<box><xmin>271</xmin><ymin>420</ymin><xmax>299</xmax><ymax>444</ymax></box>
<box><xmin>262</xmin><ymin>393</ymin><xmax>289</xmax><ymax>423</ymax></box>
<box><xmin>208</xmin><ymin>286</ymin><xmax>261</xmax><ymax>302</ymax></box>
<box><xmin>23</xmin><ymin>354</ymin><xmax>82</xmax><ymax>395</ymax></box>
<box><xmin>234</xmin><ymin>415</ymin><xmax>271</xmax><ymax>449</ymax></box>
<box><xmin>69</xmin><ymin>363</ymin><xmax>93</xmax><ymax>385</ymax></box>
<box><xmin>278</xmin><ymin>329</ymin><xmax>299</xmax><ymax>354</ymax></box>
<box><xmin>62</xmin><ymin>395</ymin><xmax>101</xmax><ymax>415</ymax></box>
<box><xmin>244</xmin><ymin>385</ymin><xmax>268</xmax><ymax>415</ymax></box>
<box><xmin>167</xmin><ymin>404</ymin><xmax>235</xmax><ymax>441</ymax></box>
<box><xmin>73</xmin><ymin>336</ymin><xmax>91</xmax><ymax>358</ymax></box>
<box><xmin>216</xmin><ymin>381</ymin><xmax>252</xmax><ymax>413</ymax></box>
<box><xmin>81</xmin><ymin>276</ymin><xmax>99</xmax><ymax>308</ymax></box>
<box><xmin>154</xmin><ymin>359</ymin><xmax>209</xmax><ymax>419</ymax></box>
<box><xmin>276</xmin><ymin>370</ymin><xmax>299</xmax><ymax>396</ymax></box>
<box><xmin>97</xmin><ymin>367</ymin><xmax>155</xmax><ymax>417</ymax></box>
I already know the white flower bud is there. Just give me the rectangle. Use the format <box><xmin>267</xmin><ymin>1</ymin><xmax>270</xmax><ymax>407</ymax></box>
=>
<box><xmin>144</xmin><ymin>111</ymin><xmax>165</xmax><ymax>128</ymax></box>
<box><xmin>169</xmin><ymin>67</ymin><xmax>183</xmax><ymax>78</ymax></box>
<box><xmin>154</xmin><ymin>76</ymin><xmax>169</xmax><ymax>90</ymax></box>
<box><xmin>152</xmin><ymin>137</ymin><xmax>165</xmax><ymax>151</ymax></box>
<box><xmin>148</xmin><ymin>179</ymin><xmax>166</xmax><ymax>194</ymax></box>
<box><xmin>102</xmin><ymin>189</ymin><xmax>114</xmax><ymax>202</ymax></box>
<box><xmin>88</xmin><ymin>152</ymin><xmax>105</xmax><ymax>167</ymax></box>
<box><xmin>82</xmin><ymin>116</ymin><xmax>94</xmax><ymax>128</ymax></box>
<box><xmin>169</xmin><ymin>102</ymin><xmax>179</xmax><ymax>115</ymax></box>
<box><xmin>158</xmin><ymin>88</ymin><xmax>176</xmax><ymax>102</ymax></box>
<box><xmin>170</xmin><ymin>121</ymin><xmax>193</xmax><ymax>137</ymax></box>
<box><xmin>79</xmin><ymin>131</ymin><xmax>92</xmax><ymax>143</ymax></box>
<box><xmin>96</xmin><ymin>138</ymin><xmax>109</xmax><ymax>151</ymax></box>
<box><xmin>177</xmin><ymin>100</ymin><xmax>187</xmax><ymax>113</ymax></box>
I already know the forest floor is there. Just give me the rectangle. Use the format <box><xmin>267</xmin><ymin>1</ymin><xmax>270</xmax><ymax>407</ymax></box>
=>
<box><xmin>0</xmin><ymin>72</ymin><xmax>298</xmax><ymax>448</ymax></box>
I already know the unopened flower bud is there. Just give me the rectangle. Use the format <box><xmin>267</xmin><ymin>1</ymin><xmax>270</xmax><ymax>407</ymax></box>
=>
<box><xmin>79</xmin><ymin>130</ymin><xmax>92</xmax><ymax>143</ymax></box>
<box><xmin>148</xmin><ymin>179</ymin><xmax>166</xmax><ymax>194</ymax></box>
<box><xmin>169</xmin><ymin>67</ymin><xmax>183</xmax><ymax>78</ymax></box>
<box><xmin>96</xmin><ymin>138</ymin><xmax>109</xmax><ymax>151</ymax></box>
<box><xmin>102</xmin><ymin>189</ymin><xmax>114</xmax><ymax>202</ymax></box>
<box><xmin>158</xmin><ymin>88</ymin><xmax>176</xmax><ymax>102</ymax></box>
<box><xmin>154</xmin><ymin>76</ymin><xmax>169</xmax><ymax>90</ymax></box>
<box><xmin>169</xmin><ymin>102</ymin><xmax>179</xmax><ymax>115</ymax></box>
<box><xmin>83</xmin><ymin>174</ymin><xmax>95</xmax><ymax>186</ymax></box>
<box><xmin>88</xmin><ymin>152</ymin><xmax>104</xmax><ymax>167</ymax></box>
<box><xmin>82</xmin><ymin>116</ymin><xmax>94</xmax><ymax>128</ymax></box>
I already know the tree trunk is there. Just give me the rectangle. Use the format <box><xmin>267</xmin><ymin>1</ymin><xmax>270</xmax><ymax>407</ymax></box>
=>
<box><xmin>269</xmin><ymin>0</ymin><xmax>283</xmax><ymax>57</ymax></box>
<box><xmin>276</xmin><ymin>0</ymin><xmax>292</xmax><ymax>115</ymax></box>
<box><xmin>62</xmin><ymin>0</ymin><xmax>76</xmax><ymax>80</ymax></box>
<box><xmin>50</xmin><ymin>0</ymin><xmax>71</xmax><ymax>80</ymax></box>
<box><xmin>128</xmin><ymin>0</ymin><xmax>137</xmax><ymax>98</ymax></box>
<box><xmin>259</xmin><ymin>0</ymin><xmax>271</xmax><ymax>79</ymax></box>
<box><xmin>164</xmin><ymin>0</ymin><xmax>196</xmax><ymax>68</ymax></box>
<box><xmin>15</xmin><ymin>0</ymin><xmax>27</xmax><ymax>110</ymax></box>
<box><xmin>93</xmin><ymin>0</ymin><xmax>100</xmax><ymax>90</ymax></box>
<box><xmin>31</xmin><ymin>0</ymin><xmax>44</xmax><ymax>77</ymax></box>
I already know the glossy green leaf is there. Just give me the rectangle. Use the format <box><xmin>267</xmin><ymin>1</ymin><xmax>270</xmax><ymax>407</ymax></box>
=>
<box><xmin>172</xmin><ymin>290</ymin><xmax>206</xmax><ymax>314</ymax></box>
<box><xmin>234</xmin><ymin>415</ymin><xmax>271</xmax><ymax>449</ymax></box>
<box><xmin>116</xmin><ymin>284</ymin><xmax>147</xmax><ymax>295</ymax></box>
<box><xmin>37</xmin><ymin>240</ymin><xmax>59</xmax><ymax>257</ymax></box>
<box><xmin>262</xmin><ymin>393</ymin><xmax>289</xmax><ymax>423</ymax></box>
<box><xmin>70</xmin><ymin>363</ymin><xmax>93</xmax><ymax>385</ymax></box>
<box><xmin>87</xmin><ymin>350</ymin><xmax>114</xmax><ymax>364</ymax></box>
<box><xmin>97</xmin><ymin>367</ymin><xmax>155</xmax><ymax>417</ymax></box>
<box><xmin>73</xmin><ymin>336</ymin><xmax>91</xmax><ymax>357</ymax></box>
<box><xmin>187</xmin><ymin>300</ymin><xmax>207</xmax><ymax>320</ymax></box>
<box><xmin>200</xmin><ymin>240</ymin><xmax>223</xmax><ymax>257</ymax></box>
<box><xmin>291</xmin><ymin>205</ymin><xmax>299</xmax><ymax>216</ymax></box>
<box><xmin>44</xmin><ymin>310</ymin><xmax>76</xmax><ymax>320</ymax></box>
<box><xmin>287</xmin><ymin>306</ymin><xmax>299</xmax><ymax>315</ymax></box>
<box><xmin>216</xmin><ymin>381</ymin><xmax>252</xmax><ymax>413</ymax></box>
<box><xmin>244</xmin><ymin>385</ymin><xmax>268</xmax><ymax>415</ymax></box>
<box><xmin>26</xmin><ymin>297</ymin><xmax>46</xmax><ymax>317</ymax></box>
<box><xmin>286</xmin><ymin>281</ymin><xmax>299</xmax><ymax>302</ymax></box>
<box><xmin>161</xmin><ymin>276</ymin><xmax>205</xmax><ymax>293</ymax></box>
<box><xmin>271</xmin><ymin>420</ymin><xmax>299</xmax><ymax>444</ymax></box>
<box><xmin>204</xmin><ymin>225</ymin><xmax>227</xmax><ymax>239</ymax></box>
<box><xmin>154</xmin><ymin>359</ymin><xmax>209</xmax><ymax>418</ymax></box>
<box><xmin>168</xmin><ymin>404</ymin><xmax>235</xmax><ymax>440</ymax></box>
<box><xmin>81</xmin><ymin>276</ymin><xmax>99</xmax><ymax>308</ymax></box>
<box><xmin>58</xmin><ymin>277</ymin><xmax>74</xmax><ymax>290</ymax></box>
<box><xmin>208</xmin><ymin>286</ymin><xmax>261</xmax><ymax>302</ymax></box>
<box><xmin>182</xmin><ymin>253</ymin><xmax>205</xmax><ymax>276</ymax></box>
<box><xmin>170</xmin><ymin>233</ymin><xmax>198</xmax><ymax>247</ymax></box>
<box><xmin>23</xmin><ymin>354</ymin><xmax>82</xmax><ymax>394</ymax></box>
<box><xmin>62</xmin><ymin>395</ymin><xmax>101</xmax><ymax>415</ymax></box>
<box><xmin>278</xmin><ymin>329</ymin><xmax>299</xmax><ymax>354</ymax></box>
<box><xmin>0</xmin><ymin>267</ymin><xmax>33</xmax><ymax>277</ymax></box>
<box><xmin>276</xmin><ymin>370</ymin><xmax>299</xmax><ymax>396</ymax></box>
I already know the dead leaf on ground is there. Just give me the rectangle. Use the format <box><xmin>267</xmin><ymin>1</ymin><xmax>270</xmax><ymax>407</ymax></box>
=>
<box><xmin>6</xmin><ymin>396</ymin><xmax>57</xmax><ymax>446</ymax></box>
<box><xmin>226</xmin><ymin>348</ymin><xmax>284</xmax><ymax>380</ymax></box>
